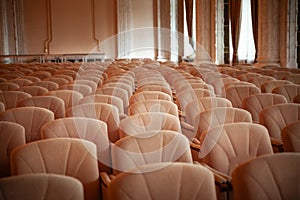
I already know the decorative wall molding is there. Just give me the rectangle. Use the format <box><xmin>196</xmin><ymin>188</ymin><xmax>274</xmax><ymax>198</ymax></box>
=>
<box><xmin>91</xmin><ymin>0</ymin><xmax>100</xmax><ymax>52</ymax></box>
<box><xmin>44</xmin><ymin>0</ymin><xmax>52</xmax><ymax>54</ymax></box>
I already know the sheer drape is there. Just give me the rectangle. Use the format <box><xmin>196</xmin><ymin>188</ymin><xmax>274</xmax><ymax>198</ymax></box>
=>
<box><xmin>229</xmin><ymin>0</ymin><xmax>242</xmax><ymax>64</ymax></box>
<box><xmin>238</xmin><ymin>0</ymin><xmax>255</xmax><ymax>63</ymax></box>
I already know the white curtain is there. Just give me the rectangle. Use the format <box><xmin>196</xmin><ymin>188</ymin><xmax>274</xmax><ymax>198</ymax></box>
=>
<box><xmin>237</xmin><ymin>0</ymin><xmax>255</xmax><ymax>63</ymax></box>
<box><xmin>230</xmin><ymin>0</ymin><xmax>255</xmax><ymax>64</ymax></box>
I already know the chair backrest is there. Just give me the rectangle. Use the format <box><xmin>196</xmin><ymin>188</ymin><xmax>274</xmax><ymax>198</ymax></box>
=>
<box><xmin>285</xmin><ymin>74</ymin><xmax>300</xmax><ymax>84</ymax></box>
<box><xmin>18</xmin><ymin>96</ymin><xmax>65</xmax><ymax>119</ymax></box>
<box><xmin>41</xmin><ymin>117</ymin><xmax>110</xmax><ymax>172</ymax></box>
<box><xmin>199</xmin><ymin>123</ymin><xmax>273</xmax><ymax>176</ymax></box>
<box><xmin>17</xmin><ymin>85</ymin><xmax>49</xmax><ymax>96</ymax></box>
<box><xmin>211</xmin><ymin>77</ymin><xmax>240</xmax><ymax>96</ymax></box>
<box><xmin>223</xmin><ymin>85</ymin><xmax>261</xmax><ymax>108</ymax></box>
<box><xmin>176</xmin><ymin>89</ymin><xmax>215</xmax><ymax>113</ymax></box>
<box><xmin>0</xmin><ymin>91</ymin><xmax>32</xmax><ymax>109</ymax></box>
<box><xmin>176</xmin><ymin>82</ymin><xmax>214</xmax><ymax>94</ymax></box>
<box><xmin>29</xmin><ymin>71</ymin><xmax>52</xmax><ymax>80</ymax></box>
<box><xmin>0</xmin><ymin>107</ymin><xmax>54</xmax><ymax>143</ymax></box>
<box><xmin>237</xmin><ymin>72</ymin><xmax>262</xmax><ymax>81</ymax></box>
<box><xmin>0</xmin><ymin>173</ymin><xmax>84</xmax><ymax>200</ymax></box>
<box><xmin>33</xmin><ymin>80</ymin><xmax>59</xmax><ymax>91</ymax></box>
<box><xmin>272</xmin><ymin>84</ymin><xmax>300</xmax><ymax>103</ymax></box>
<box><xmin>135</xmin><ymin>85</ymin><xmax>173</xmax><ymax>98</ymax></box>
<box><xmin>248</xmin><ymin>75</ymin><xmax>276</xmax><ymax>90</ymax></box>
<box><xmin>185</xmin><ymin>97</ymin><xmax>232</xmax><ymax>125</ymax></box>
<box><xmin>129</xmin><ymin>91</ymin><xmax>172</xmax><ymax>105</ymax></box>
<box><xmin>195</xmin><ymin>107</ymin><xmax>253</xmax><ymax>140</ymax></box>
<box><xmin>52</xmin><ymin>74</ymin><xmax>73</xmax><ymax>82</ymax></box>
<box><xmin>0</xmin><ymin>102</ymin><xmax>4</xmax><ymax>112</ymax></box>
<box><xmin>259</xmin><ymin>103</ymin><xmax>300</xmax><ymax>139</ymax></box>
<box><xmin>8</xmin><ymin>78</ymin><xmax>33</xmax><ymax>87</ymax></box>
<box><xmin>0</xmin><ymin>121</ymin><xmax>25</xmax><ymax>177</ymax></box>
<box><xmin>0</xmin><ymin>82</ymin><xmax>19</xmax><ymax>91</ymax></box>
<box><xmin>112</xmin><ymin>130</ymin><xmax>192</xmax><ymax>174</ymax></box>
<box><xmin>294</xmin><ymin>94</ymin><xmax>300</xmax><ymax>103</ymax></box>
<box><xmin>261</xmin><ymin>80</ymin><xmax>293</xmax><ymax>93</ymax></box>
<box><xmin>128</xmin><ymin>100</ymin><xmax>179</xmax><ymax>117</ymax></box>
<box><xmin>44</xmin><ymin>77</ymin><xmax>69</xmax><ymax>86</ymax></box>
<box><xmin>45</xmin><ymin>90</ymin><xmax>83</xmax><ymax>110</ymax></box>
<box><xmin>108</xmin><ymin>162</ymin><xmax>216</xmax><ymax>200</ymax></box>
<box><xmin>79</xmin><ymin>94</ymin><xmax>125</xmax><ymax>117</ymax></box>
<box><xmin>72</xmin><ymin>79</ymin><xmax>98</xmax><ymax>93</ymax></box>
<box><xmin>119</xmin><ymin>112</ymin><xmax>181</xmax><ymax>138</ymax></box>
<box><xmin>232</xmin><ymin>153</ymin><xmax>300</xmax><ymax>200</ymax></box>
<box><xmin>59</xmin><ymin>84</ymin><xmax>92</xmax><ymax>97</ymax></box>
<box><xmin>96</xmin><ymin>87</ymin><xmax>129</xmax><ymax>114</ymax></box>
<box><xmin>10</xmin><ymin>138</ymin><xmax>100</xmax><ymax>200</ymax></box>
<box><xmin>22</xmin><ymin>76</ymin><xmax>40</xmax><ymax>83</ymax></box>
<box><xmin>65</xmin><ymin>103</ymin><xmax>120</xmax><ymax>143</ymax></box>
<box><xmin>101</xmin><ymin>82</ymin><xmax>133</xmax><ymax>97</ymax></box>
<box><xmin>281</xmin><ymin>120</ymin><xmax>300</xmax><ymax>152</ymax></box>
<box><xmin>242</xmin><ymin>93</ymin><xmax>288</xmax><ymax>123</ymax></box>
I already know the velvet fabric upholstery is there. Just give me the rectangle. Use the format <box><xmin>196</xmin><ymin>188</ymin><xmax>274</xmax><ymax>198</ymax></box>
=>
<box><xmin>45</xmin><ymin>90</ymin><xmax>83</xmax><ymax>110</ymax></box>
<box><xmin>18</xmin><ymin>96</ymin><xmax>65</xmax><ymax>119</ymax></box>
<box><xmin>59</xmin><ymin>84</ymin><xmax>92</xmax><ymax>97</ymax></box>
<box><xmin>261</xmin><ymin>80</ymin><xmax>293</xmax><ymax>93</ymax></box>
<box><xmin>33</xmin><ymin>80</ymin><xmax>59</xmax><ymax>91</ymax></box>
<box><xmin>232</xmin><ymin>153</ymin><xmax>300</xmax><ymax>200</ymax></box>
<box><xmin>128</xmin><ymin>100</ymin><xmax>179</xmax><ymax>117</ymax></box>
<box><xmin>66</xmin><ymin>103</ymin><xmax>120</xmax><ymax>143</ymax></box>
<box><xmin>41</xmin><ymin>117</ymin><xmax>111</xmax><ymax>172</ymax></box>
<box><xmin>185</xmin><ymin>97</ymin><xmax>232</xmax><ymax>125</ymax></box>
<box><xmin>281</xmin><ymin>120</ymin><xmax>300</xmax><ymax>152</ymax></box>
<box><xmin>0</xmin><ymin>173</ymin><xmax>84</xmax><ymax>200</ymax></box>
<box><xmin>17</xmin><ymin>85</ymin><xmax>49</xmax><ymax>96</ymax></box>
<box><xmin>119</xmin><ymin>112</ymin><xmax>181</xmax><ymax>138</ymax></box>
<box><xmin>242</xmin><ymin>93</ymin><xmax>288</xmax><ymax>122</ymax></box>
<box><xmin>0</xmin><ymin>83</ymin><xmax>19</xmax><ymax>91</ymax></box>
<box><xmin>259</xmin><ymin>103</ymin><xmax>300</xmax><ymax>139</ymax></box>
<box><xmin>112</xmin><ymin>130</ymin><xmax>192</xmax><ymax>174</ymax></box>
<box><xmin>79</xmin><ymin>94</ymin><xmax>125</xmax><ymax>118</ymax></box>
<box><xmin>272</xmin><ymin>84</ymin><xmax>300</xmax><ymax>103</ymax></box>
<box><xmin>176</xmin><ymin>88</ymin><xmax>215</xmax><ymax>113</ymax></box>
<box><xmin>135</xmin><ymin>85</ymin><xmax>173</xmax><ymax>98</ymax></box>
<box><xmin>247</xmin><ymin>76</ymin><xmax>275</xmax><ymax>90</ymax></box>
<box><xmin>0</xmin><ymin>91</ymin><xmax>32</xmax><ymax>109</ymax></box>
<box><xmin>195</xmin><ymin>107</ymin><xmax>252</xmax><ymax>140</ymax></box>
<box><xmin>129</xmin><ymin>91</ymin><xmax>172</xmax><ymax>105</ymax></box>
<box><xmin>8</xmin><ymin>78</ymin><xmax>33</xmax><ymax>87</ymax></box>
<box><xmin>108</xmin><ymin>162</ymin><xmax>216</xmax><ymax>200</ymax></box>
<box><xmin>96</xmin><ymin>87</ymin><xmax>129</xmax><ymax>114</ymax></box>
<box><xmin>0</xmin><ymin>121</ymin><xmax>25</xmax><ymax>177</ymax></box>
<box><xmin>10</xmin><ymin>138</ymin><xmax>100</xmax><ymax>200</ymax></box>
<box><xmin>224</xmin><ymin>85</ymin><xmax>261</xmax><ymax>108</ymax></box>
<box><xmin>0</xmin><ymin>107</ymin><xmax>54</xmax><ymax>143</ymax></box>
<box><xmin>197</xmin><ymin>122</ymin><xmax>273</xmax><ymax>176</ymax></box>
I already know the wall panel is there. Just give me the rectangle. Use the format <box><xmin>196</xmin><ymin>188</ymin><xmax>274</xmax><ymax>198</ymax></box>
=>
<box><xmin>49</xmin><ymin>0</ymin><xmax>96</xmax><ymax>54</ymax></box>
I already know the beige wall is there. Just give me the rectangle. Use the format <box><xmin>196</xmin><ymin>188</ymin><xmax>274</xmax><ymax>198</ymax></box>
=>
<box><xmin>21</xmin><ymin>0</ymin><xmax>117</xmax><ymax>55</ymax></box>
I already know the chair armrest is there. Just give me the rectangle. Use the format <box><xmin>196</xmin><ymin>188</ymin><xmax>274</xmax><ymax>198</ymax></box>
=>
<box><xmin>180</xmin><ymin>121</ymin><xmax>194</xmax><ymax>131</ymax></box>
<box><xmin>178</xmin><ymin>110</ymin><xmax>186</xmax><ymax>122</ymax></box>
<box><xmin>270</xmin><ymin>137</ymin><xmax>284</xmax><ymax>152</ymax></box>
<box><xmin>190</xmin><ymin>140</ymin><xmax>201</xmax><ymax>152</ymax></box>
<box><xmin>270</xmin><ymin>137</ymin><xmax>283</xmax><ymax>146</ymax></box>
<box><xmin>200</xmin><ymin>162</ymin><xmax>232</xmax><ymax>183</ymax></box>
<box><xmin>119</xmin><ymin>113</ymin><xmax>128</xmax><ymax>121</ymax></box>
<box><xmin>100</xmin><ymin>172</ymin><xmax>113</xmax><ymax>187</ymax></box>
<box><xmin>195</xmin><ymin>161</ymin><xmax>232</xmax><ymax>192</ymax></box>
